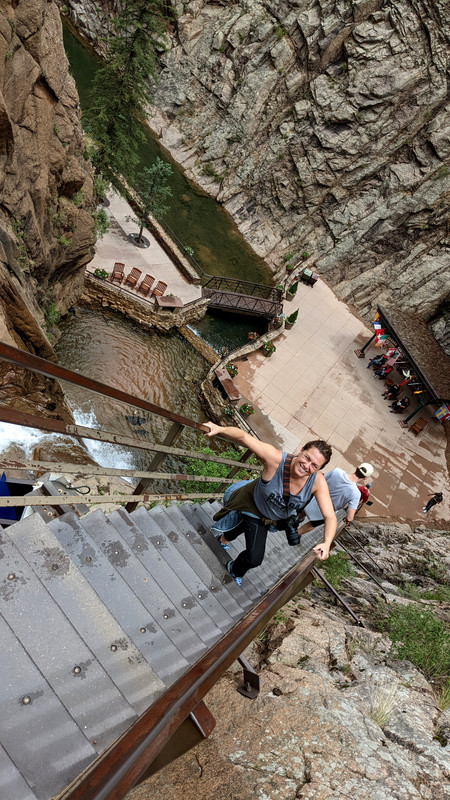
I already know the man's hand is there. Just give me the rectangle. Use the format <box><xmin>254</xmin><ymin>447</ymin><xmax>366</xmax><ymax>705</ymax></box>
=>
<box><xmin>313</xmin><ymin>541</ymin><xmax>330</xmax><ymax>560</ymax></box>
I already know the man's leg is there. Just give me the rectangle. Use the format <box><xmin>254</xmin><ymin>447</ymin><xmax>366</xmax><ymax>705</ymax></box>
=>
<box><xmin>229</xmin><ymin>517</ymin><xmax>268</xmax><ymax>578</ymax></box>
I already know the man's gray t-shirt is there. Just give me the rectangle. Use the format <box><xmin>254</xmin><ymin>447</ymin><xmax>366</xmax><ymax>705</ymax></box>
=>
<box><xmin>305</xmin><ymin>468</ymin><xmax>360</xmax><ymax>521</ymax></box>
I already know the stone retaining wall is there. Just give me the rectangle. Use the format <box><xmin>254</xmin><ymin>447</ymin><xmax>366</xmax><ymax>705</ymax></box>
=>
<box><xmin>81</xmin><ymin>274</ymin><xmax>208</xmax><ymax>332</ymax></box>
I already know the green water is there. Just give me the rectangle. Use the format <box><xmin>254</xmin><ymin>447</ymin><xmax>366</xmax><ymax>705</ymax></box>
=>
<box><xmin>63</xmin><ymin>25</ymin><xmax>271</xmax><ymax>286</ymax></box>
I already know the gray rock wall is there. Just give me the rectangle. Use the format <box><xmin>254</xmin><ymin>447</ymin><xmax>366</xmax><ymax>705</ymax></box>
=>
<box><xmin>62</xmin><ymin>0</ymin><xmax>449</xmax><ymax>333</ymax></box>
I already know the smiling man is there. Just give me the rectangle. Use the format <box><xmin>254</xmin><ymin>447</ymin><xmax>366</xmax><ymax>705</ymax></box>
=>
<box><xmin>204</xmin><ymin>422</ymin><xmax>336</xmax><ymax>586</ymax></box>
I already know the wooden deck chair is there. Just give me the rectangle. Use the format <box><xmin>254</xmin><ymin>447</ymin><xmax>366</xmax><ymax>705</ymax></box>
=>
<box><xmin>124</xmin><ymin>267</ymin><xmax>142</xmax><ymax>289</ymax></box>
<box><xmin>136</xmin><ymin>274</ymin><xmax>154</xmax><ymax>297</ymax></box>
<box><xmin>151</xmin><ymin>280</ymin><xmax>167</xmax><ymax>297</ymax></box>
<box><xmin>409</xmin><ymin>417</ymin><xmax>427</xmax><ymax>436</ymax></box>
<box><xmin>109</xmin><ymin>262</ymin><xmax>125</xmax><ymax>284</ymax></box>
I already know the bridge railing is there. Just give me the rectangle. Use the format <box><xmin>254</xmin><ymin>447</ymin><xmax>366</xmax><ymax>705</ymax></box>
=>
<box><xmin>202</xmin><ymin>274</ymin><xmax>283</xmax><ymax>301</ymax></box>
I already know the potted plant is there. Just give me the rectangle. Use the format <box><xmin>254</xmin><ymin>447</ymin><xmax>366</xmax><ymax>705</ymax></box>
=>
<box><xmin>286</xmin><ymin>280</ymin><xmax>298</xmax><ymax>300</ymax></box>
<box><xmin>263</xmin><ymin>341</ymin><xmax>276</xmax><ymax>356</ymax></box>
<box><xmin>225</xmin><ymin>362</ymin><xmax>238</xmax><ymax>378</ymax></box>
<box><xmin>271</xmin><ymin>313</ymin><xmax>285</xmax><ymax>329</ymax></box>
<box><xmin>285</xmin><ymin>309</ymin><xmax>298</xmax><ymax>329</ymax></box>
<box><xmin>223</xmin><ymin>405</ymin><xmax>235</xmax><ymax>417</ymax></box>
<box><xmin>218</xmin><ymin>345</ymin><xmax>229</xmax><ymax>358</ymax></box>
<box><xmin>239</xmin><ymin>403</ymin><xmax>255</xmax><ymax>416</ymax></box>
<box><xmin>93</xmin><ymin>268</ymin><xmax>108</xmax><ymax>280</ymax></box>
<box><xmin>286</xmin><ymin>263</ymin><xmax>297</xmax><ymax>273</ymax></box>
<box><xmin>247</xmin><ymin>331</ymin><xmax>258</xmax><ymax>341</ymax></box>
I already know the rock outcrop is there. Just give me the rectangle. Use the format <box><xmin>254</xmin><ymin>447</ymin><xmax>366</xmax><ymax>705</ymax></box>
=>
<box><xmin>0</xmin><ymin>0</ymin><xmax>96</xmax><ymax>411</ymax></box>
<box><xmin>0</xmin><ymin>0</ymin><xmax>95</xmax><ymax>344</ymax></box>
<box><xmin>64</xmin><ymin>0</ymin><xmax>449</xmax><ymax>338</ymax></box>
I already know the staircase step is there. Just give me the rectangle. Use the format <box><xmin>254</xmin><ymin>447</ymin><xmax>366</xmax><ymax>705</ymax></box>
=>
<box><xmin>162</xmin><ymin>504</ymin><xmax>245</xmax><ymax>621</ymax></box>
<box><xmin>0</xmin><ymin>744</ymin><xmax>38</xmax><ymax>800</ymax></box>
<box><xmin>48</xmin><ymin>513</ymin><xmax>189</xmax><ymax>684</ymax></box>
<box><xmin>0</xmin><ymin>615</ymin><xmax>96</xmax><ymax>800</ymax></box>
<box><xmin>105</xmin><ymin>507</ymin><xmax>223</xmax><ymax>646</ymax></box>
<box><xmin>128</xmin><ymin>505</ymin><xmax>234</xmax><ymax>634</ymax></box>
<box><xmin>176</xmin><ymin>504</ymin><xmax>254</xmax><ymax>611</ymax></box>
<box><xmin>10</xmin><ymin>511</ymin><xmax>164</xmax><ymax>714</ymax></box>
<box><xmin>0</xmin><ymin>520</ymin><xmax>137</xmax><ymax>753</ymax></box>
<box><xmin>75</xmin><ymin>509</ymin><xmax>215</xmax><ymax>659</ymax></box>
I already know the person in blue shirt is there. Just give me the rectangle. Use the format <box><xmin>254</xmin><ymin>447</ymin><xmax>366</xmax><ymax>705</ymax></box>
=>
<box><xmin>298</xmin><ymin>463</ymin><xmax>374</xmax><ymax>531</ymax></box>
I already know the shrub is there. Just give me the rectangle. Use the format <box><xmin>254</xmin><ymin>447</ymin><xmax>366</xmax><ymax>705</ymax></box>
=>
<box><xmin>180</xmin><ymin>445</ymin><xmax>258</xmax><ymax>495</ymax></box>
<box><xmin>93</xmin><ymin>207</ymin><xmax>110</xmax><ymax>238</ymax></box>
<box><xmin>382</xmin><ymin>602</ymin><xmax>450</xmax><ymax>682</ymax></box>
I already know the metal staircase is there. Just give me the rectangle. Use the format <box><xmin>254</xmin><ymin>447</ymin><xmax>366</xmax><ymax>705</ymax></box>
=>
<box><xmin>0</xmin><ymin>342</ymin><xmax>334</xmax><ymax>800</ymax></box>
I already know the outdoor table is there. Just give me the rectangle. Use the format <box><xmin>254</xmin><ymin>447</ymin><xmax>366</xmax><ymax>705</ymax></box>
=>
<box><xmin>155</xmin><ymin>295</ymin><xmax>183</xmax><ymax>309</ymax></box>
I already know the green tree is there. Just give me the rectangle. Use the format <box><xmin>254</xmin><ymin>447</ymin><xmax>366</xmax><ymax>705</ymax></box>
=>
<box><xmin>84</xmin><ymin>0</ymin><xmax>166</xmax><ymax>186</ymax></box>
<box><xmin>131</xmin><ymin>158</ymin><xmax>173</xmax><ymax>242</ymax></box>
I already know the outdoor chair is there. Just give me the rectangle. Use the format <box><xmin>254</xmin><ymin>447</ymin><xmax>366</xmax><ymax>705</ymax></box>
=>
<box><xmin>151</xmin><ymin>280</ymin><xmax>167</xmax><ymax>297</ymax></box>
<box><xmin>409</xmin><ymin>417</ymin><xmax>427</xmax><ymax>436</ymax></box>
<box><xmin>109</xmin><ymin>262</ymin><xmax>125</xmax><ymax>284</ymax></box>
<box><xmin>124</xmin><ymin>267</ymin><xmax>142</xmax><ymax>289</ymax></box>
<box><xmin>136</xmin><ymin>274</ymin><xmax>155</xmax><ymax>297</ymax></box>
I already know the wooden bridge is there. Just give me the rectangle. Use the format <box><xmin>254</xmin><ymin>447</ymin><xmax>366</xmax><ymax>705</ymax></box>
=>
<box><xmin>201</xmin><ymin>275</ymin><xmax>283</xmax><ymax>318</ymax></box>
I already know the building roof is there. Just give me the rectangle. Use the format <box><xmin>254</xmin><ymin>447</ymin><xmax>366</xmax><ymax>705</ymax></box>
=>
<box><xmin>377</xmin><ymin>305</ymin><xmax>450</xmax><ymax>402</ymax></box>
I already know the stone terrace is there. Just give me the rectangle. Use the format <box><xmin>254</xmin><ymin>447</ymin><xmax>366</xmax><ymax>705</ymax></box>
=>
<box><xmin>233</xmin><ymin>278</ymin><xmax>449</xmax><ymax>525</ymax></box>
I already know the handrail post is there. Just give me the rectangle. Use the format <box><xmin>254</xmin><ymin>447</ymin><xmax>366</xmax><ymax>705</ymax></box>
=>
<box><xmin>125</xmin><ymin>422</ymin><xmax>185</xmax><ymax>513</ymax></box>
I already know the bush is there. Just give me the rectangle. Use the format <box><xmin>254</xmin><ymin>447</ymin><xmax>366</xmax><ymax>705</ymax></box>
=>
<box><xmin>180</xmin><ymin>445</ymin><xmax>258</xmax><ymax>495</ymax></box>
<box><xmin>382</xmin><ymin>602</ymin><xmax>450</xmax><ymax>682</ymax></box>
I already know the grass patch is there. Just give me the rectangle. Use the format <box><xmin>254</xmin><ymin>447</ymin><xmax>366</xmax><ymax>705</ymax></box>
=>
<box><xmin>320</xmin><ymin>551</ymin><xmax>354</xmax><ymax>589</ymax></box>
<box><xmin>369</xmin><ymin>678</ymin><xmax>399</xmax><ymax>728</ymax></box>
<box><xmin>381</xmin><ymin>602</ymin><xmax>450</xmax><ymax>685</ymax></box>
<box><xmin>179</xmin><ymin>445</ymin><xmax>259</xmax><ymax>498</ymax></box>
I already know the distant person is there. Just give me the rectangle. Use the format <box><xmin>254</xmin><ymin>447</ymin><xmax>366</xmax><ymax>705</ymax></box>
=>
<box><xmin>422</xmin><ymin>492</ymin><xmax>443</xmax><ymax>514</ymax></box>
<box><xmin>382</xmin><ymin>384</ymin><xmax>401</xmax><ymax>401</ymax></box>
<box><xmin>204</xmin><ymin>422</ymin><xmax>336</xmax><ymax>586</ymax></box>
<box><xmin>298</xmin><ymin>463</ymin><xmax>374</xmax><ymax>532</ymax></box>
<box><xmin>389</xmin><ymin>397</ymin><xmax>410</xmax><ymax>413</ymax></box>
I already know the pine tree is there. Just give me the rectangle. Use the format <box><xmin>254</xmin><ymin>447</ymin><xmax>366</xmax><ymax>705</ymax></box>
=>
<box><xmin>84</xmin><ymin>0</ymin><xmax>166</xmax><ymax>186</ymax></box>
<box><xmin>131</xmin><ymin>158</ymin><xmax>173</xmax><ymax>243</ymax></box>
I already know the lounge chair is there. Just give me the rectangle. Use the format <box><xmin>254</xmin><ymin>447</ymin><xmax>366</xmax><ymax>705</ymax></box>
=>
<box><xmin>124</xmin><ymin>267</ymin><xmax>142</xmax><ymax>289</ymax></box>
<box><xmin>151</xmin><ymin>280</ymin><xmax>167</xmax><ymax>297</ymax></box>
<box><xmin>136</xmin><ymin>274</ymin><xmax>155</xmax><ymax>297</ymax></box>
<box><xmin>109</xmin><ymin>262</ymin><xmax>125</xmax><ymax>284</ymax></box>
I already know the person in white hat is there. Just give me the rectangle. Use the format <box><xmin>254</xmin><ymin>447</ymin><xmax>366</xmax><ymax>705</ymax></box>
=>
<box><xmin>298</xmin><ymin>463</ymin><xmax>374</xmax><ymax>532</ymax></box>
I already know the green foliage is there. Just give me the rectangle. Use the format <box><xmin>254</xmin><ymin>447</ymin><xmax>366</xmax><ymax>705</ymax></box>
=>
<box><xmin>382</xmin><ymin>603</ymin><xmax>450</xmax><ymax>682</ymax></box>
<box><xmin>225</xmin><ymin>362</ymin><xmax>238</xmax><ymax>377</ymax></box>
<box><xmin>321</xmin><ymin>551</ymin><xmax>354</xmax><ymax>589</ymax></box>
<box><xmin>287</xmin><ymin>280</ymin><xmax>298</xmax><ymax>296</ymax></box>
<box><xmin>59</xmin><ymin>234</ymin><xmax>72</xmax><ymax>248</ymax></box>
<box><xmin>93</xmin><ymin>173</ymin><xmax>109</xmax><ymax>202</ymax></box>
<box><xmin>11</xmin><ymin>217</ymin><xmax>29</xmax><ymax>270</ymax></box>
<box><xmin>71</xmin><ymin>190</ymin><xmax>83</xmax><ymax>207</ymax></box>
<box><xmin>132</xmin><ymin>157</ymin><xmax>173</xmax><ymax>239</ymax></box>
<box><xmin>263</xmin><ymin>340</ymin><xmax>276</xmax><ymax>354</ymax></box>
<box><xmin>84</xmin><ymin>0</ymin><xmax>167</xmax><ymax>185</ymax></box>
<box><xmin>184</xmin><ymin>245</ymin><xmax>194</xmax><ymax>257</ymax></box>
<box><xmin>93</xmin><ymin>207</ymin><xmax>110</xmax><ymax>238</ymax></box>
<box><xmin>286</xmin><ymin>309</ymin><xmax>298</xmax><ymax>325</ymax></box>
<box><xmin>283</xmin><ymin>251</ymin><xmax>295</xmax><ymax>262</ymax></box>
<box><xmin>93</xmin><ymin>268</ymin><xmax>109</xmax><ymax>279</ymax></box>
<box><xmin>180</xmin><ymin>445</ymin><xmax>258</xmax><ymax>495</ymax></box>
<box><xmin>274</xmin><ymin>24</ymin><xmax>286</xmax><ymax>40</ymax></box>
<box><xmin>239</xmin><ymin>403</ymin><xmax>254</xmax><ymax>416</ymax></box>
<box><xmin>44</xmin><ymin>302</ymin><xmax>61</xmax><ymax>327</ymax></box>
<box><xmin>438</xmin><ymin>681</ymin><xmax>450</xmax><ymax>711</ymax></box>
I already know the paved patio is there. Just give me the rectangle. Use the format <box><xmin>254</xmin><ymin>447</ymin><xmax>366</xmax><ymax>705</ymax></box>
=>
<box><xmin>233</xmin><ymin>278</ymin><xmax>449</xmax><ymax>525</ymax></box>
<box><xmin>87</xmin><ymin>191</ymin><xmax>202</xmax><ymax>304</ymax></box>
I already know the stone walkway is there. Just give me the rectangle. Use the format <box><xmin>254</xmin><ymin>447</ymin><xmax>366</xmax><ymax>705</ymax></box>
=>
<box><xmin>233</xmin><ymin>278</ymin><xmax>449</xmax><ymax>525</ymax></box>
<box><xmin>86</xmin><ymin>191</ymin><xmax>202</xmax><ymax>304</ymax></box>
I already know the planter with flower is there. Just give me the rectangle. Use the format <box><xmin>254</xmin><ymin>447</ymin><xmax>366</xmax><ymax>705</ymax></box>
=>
<box><xmin>225</xmin><ymin>363</ymin><xmax>238</xmax><ymax>378</ymax></box>
<box><xmin>270</xmin><ymin>313</ymin><xmax>285</xmax><ymax>329</ymax></box>
<box><xmin>285</xmin><ymin>309</ymin><xmax>298</xmax><ymax>330</ymax></box>
<box><xmin>218</xmin><ymin>345</ymin><xmax>229</xmax><ymax>358</ymax></box>
<box><xmin>286</xmin><ymin>280</ymin><xmax>298</xmax><ymax>301</ymax></box>
<box><xmin>262</xmin><ymin>341</ymin><xmax>276</xmax><ymax>356</ymax></box>
<box><xmin>286</xmin><ymin>262</ymin><xmax>297</xmax><ymax>273</ymax></box>
<box><xmin>247</xmin><ymin>331</ymin><xmax>258</xmax><ymax>342</ymax></box>
<box><xmin>240</xmin><ymin>403</ymin><xmax>255</xmax><ymax>416</ymax></box>
<box><xmin>223</xmin><ymin>405</ymin><xmax>235</xmax><ymax>417</ymax></box>
<box><xmin>94</xmin><ymin>268</ymin><xmax>109</xmax><ymax>280</ymax></box>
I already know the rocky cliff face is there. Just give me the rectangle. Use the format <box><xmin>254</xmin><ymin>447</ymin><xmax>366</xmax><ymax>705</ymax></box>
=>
<box><xmin>0</xmin><ymin>0</ymin><xmax>96</xmax><ymax>413</ymax></box>
<box><xmin>0</xmin><ymin>0</ymin><xmax>95</xmax><ymax>355</ymax></box>
<box><xmin>64</xmin><ymin>0</ymin><xmax>449</xmax><ymax>334</ymax></box>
